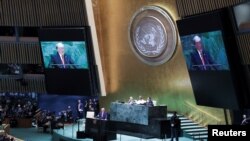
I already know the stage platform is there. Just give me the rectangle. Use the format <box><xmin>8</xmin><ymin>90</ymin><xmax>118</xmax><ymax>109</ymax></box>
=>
<box><xmin>10</xmin><ymin>119</ymin><xmax>193</xmax><ymax>141</ymax></box>
<box><xmin>51</xmin><ymin>119</ymin><xmax>193</xmax><ymax>141</ymax></box>
<box><xmin>52</xmin><ymin>119</ymin><xmax>92</xmax><ymax>141</ymax></box>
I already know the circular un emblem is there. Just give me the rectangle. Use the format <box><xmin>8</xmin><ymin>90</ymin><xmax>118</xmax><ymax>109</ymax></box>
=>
<box><xmin>129</xmin><ymin>6</ymin><xmax>177</xmax><ymax>65</ymax></box>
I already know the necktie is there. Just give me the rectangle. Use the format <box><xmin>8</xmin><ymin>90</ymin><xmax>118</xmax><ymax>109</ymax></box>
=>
<box><xmin>199</xmin><ymin>51</ymin><xmax>206</xmax><ymax>70</ymax></box>
<box><xmin>61</xmin><ymin>55</ymin><xmax>65</xmax><ymax>68</ymax></box>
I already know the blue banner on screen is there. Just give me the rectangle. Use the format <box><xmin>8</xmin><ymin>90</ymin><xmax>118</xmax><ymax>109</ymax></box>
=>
<box><xmin>180</xmin><ymin>30</ymin><xmax>229</xmax><ymax>71</ymax></box>
<box><xmin>40</xmin><ymin>41</ymin><xmax>88</xmax><ymax>69</ymax></box>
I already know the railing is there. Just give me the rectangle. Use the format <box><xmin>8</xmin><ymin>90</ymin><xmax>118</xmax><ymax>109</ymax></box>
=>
<box><xmin>182</xmin><ymin>101</ymin><xmax>223</xmax><ymax>126</ymax></box>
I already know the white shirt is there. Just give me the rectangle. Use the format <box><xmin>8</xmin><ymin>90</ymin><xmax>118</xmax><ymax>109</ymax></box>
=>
<box><xmin>136</xmin><ymin>99</ymin><xmax>146</xmax><ymax>104</ymax></box>
<box><xmin>60</xmin><ymin>54</ymin><xmax>64</xmax><ymax>63</ymax></box>
<box><xmin>197</xmin><ymin>50</ymin><xmax>204</xmax><ymax>64</ymax></box>
<box><xmin>59</xmin><ymin>54</ymin><xmax>65</xmax><ymax>68</ymax></box>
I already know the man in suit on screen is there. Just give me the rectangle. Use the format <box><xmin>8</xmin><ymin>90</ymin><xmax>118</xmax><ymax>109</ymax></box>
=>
<box><xmin>190</xmin><ymin>35</ymin><xmax>218</xmax><ymax>70</ymax></box>
<box><xmin>49</xmin><ymin>42</ymin><xmax>76</xmax><ymax>69</ymax></box>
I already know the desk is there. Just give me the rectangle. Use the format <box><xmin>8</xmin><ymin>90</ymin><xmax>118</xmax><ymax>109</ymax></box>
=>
<box><xmin>110</xmin><ymin>102</ymin><xmax>167</xmax><ymax>125</ymax></box>
<box><xmin>110</xmin><ymin>118</ymin><xmax>171</xmax><ymax>139</ymax></box>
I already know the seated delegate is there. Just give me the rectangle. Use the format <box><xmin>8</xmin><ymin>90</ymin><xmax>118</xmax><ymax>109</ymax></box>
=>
<box><xmin>127</xmin><ymin>96</ymin><xmax>135</xmax><ymax>105</ymax></box>
<box><xmin>136</xmin><ymin>96</ymin><xmax>146</xmax><ymax>105</ymax></box>
<box><xmin>146</xmin><ymin>97</ymin><xmax>154</xmax><ymax>107</ymax></box>
<box><xmin>126</xmin><ymin>96</ymin><xmax>154</xmax><ymax>106</ymax></box>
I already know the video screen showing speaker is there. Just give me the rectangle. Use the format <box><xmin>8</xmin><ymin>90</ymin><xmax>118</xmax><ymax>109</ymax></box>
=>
<box><xmin>40</xmin><ymin>41</ymin><xmax>88</xmax><ymax>69</ymax></box>
<box><xmin>177</xmin><ymin>8</ymin><xmax>246</xmax><ymax>109</ymax></box>
<box><xmin>39</xmin><ymin>28</ymin><xmax>94</xmax><ymax>96</ymax></box>
<box><xmin>181</xmin><ymin>30</ymin><xmax>229</xmax><ymax>71</ymax></box>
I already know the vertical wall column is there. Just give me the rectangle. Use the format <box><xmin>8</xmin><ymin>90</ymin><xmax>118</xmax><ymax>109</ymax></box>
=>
<box><xmin>84</xmin><ymin>0</ymin><xmax>106</xmax><ymax>96</ymax></box>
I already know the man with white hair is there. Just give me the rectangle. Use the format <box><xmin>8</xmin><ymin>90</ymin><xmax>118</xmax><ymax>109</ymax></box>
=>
<box><xmin>96</xmin><ymin>107</ymin><xmax>108</xmax><ymax>120</ymax></box>
<box><xmin>49</xmin><ymin>42</ymin><xmax>75</xmax><ymax>69</ymax></box>
<box><xmin>190</xmin><ymin>35</ymin><xmax>217</xmax><ymax>70</ymax></box>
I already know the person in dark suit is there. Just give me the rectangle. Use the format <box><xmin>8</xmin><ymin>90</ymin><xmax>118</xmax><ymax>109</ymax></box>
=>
<box><xmin>96</xmin><ymin>107</ymin><xmax>108</xmax><ymax>120</ymax></box>
<box><xmin>49</xmin><ymin>42</ymin><xmax>76</xmax><ymax>69</ymax></box>
<box><xmin>170</xmin><ymin>112</ymin><xmax>181</xmax><ymax>141</ymax></box>
<box><xmin>190</xmin><ymin>35</ymin><xmax>217</xmax><ymax>70</ymax></box>
<box><xmin>77</xmin><ymin>100</ymin><xmax>84</xmax><ymax>119</ymax></box>
<box><xmin>66</xmin><ymin>105</ymin><xmax>73</xmax><ymax>123</ymax></box>
<box><xmin>241</xmin><ymin>114</ymin><xmax>250</xmax><ymax>125</ymax></box>
<box><xmin>146</xmin><ymin>97</ymin><xmax>154</xmax><ymax>107</ymax></box>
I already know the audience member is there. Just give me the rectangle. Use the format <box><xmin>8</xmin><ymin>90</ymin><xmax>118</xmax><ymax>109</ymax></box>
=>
<box><xmin>0</xmin><ymin>92</ymin><xmax>38</xmax><ymax>119</ymax></box>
